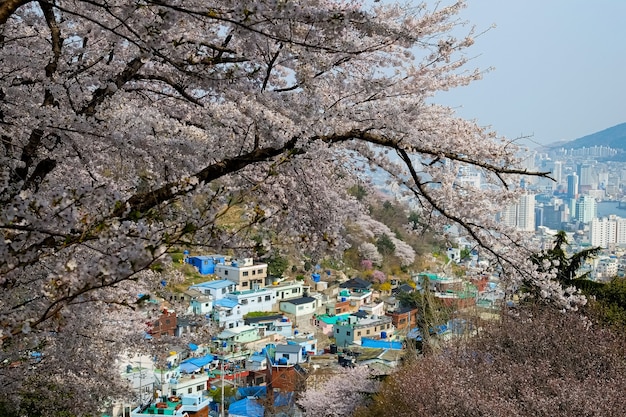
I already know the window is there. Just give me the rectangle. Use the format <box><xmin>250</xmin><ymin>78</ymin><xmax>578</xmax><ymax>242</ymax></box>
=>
<box><xmin>265</xmin><ymin>295</ymin><xmax>271</xmax><ymax>301</ymax></box>
<box><xmin>282</xmin><ymin>353</ymin><xmax>289</xmax><ymax>359</ymax></box>
<box><xmin>243</xmin><ymin>271</ymin><xmax>249</xmax><ymax>276</ymax></box>
<box><xmin>229</xmin><ymin>323</ymin><xmax>234</xmax><ymax>328</ymax></box>
<box><xmin>222</xmin><ymin>288</ymin><xmax>226</xmax><ymax>294</ymax></box>
<box><xmin>292</xmin><ymin>289</ymin><xmax>298</xmax><ymax>293</ymax></box>
<box><xmin>172</xmin><ymin>390</ymin><xmax>177</xmax><ymax>396</ymax></box>
<box><xmin>205</xmin><ymin>303</ymin><xmax>209</xmax><ymax>307</ymax></box>
<box><xmin>298</xmin><ymin>306</ymin><xmax>304</xmax><ymax>310</ymax></box>
<box><xmin>188</xmin><ymin>388</ymin><xmax>193</xmax><ymax>394</ymax></box>
<box><xmin>258</xmin><ymin>297</ymin><xmax>262</xmax><ymax>302</ymax></box>
<box><xmin>347</xmin><ymin>331</ymin><xmax>351</xmax><ymax>336</ymax></box>
<box><xmin>336</xmin><ymin>329</ymin><xmax>340</xmax><ymax>334</ymax></box>
<box><xmin>224</xmin><ymin>270</ymin><xmax>228</xmax><ymax>275</ymax></box>
<box><xmin>258</xmin><ymin>269</ymin><xmax>264</xmax><ymax>274</ymax></box>
<box><xmin>197</xmin><ymin>384</ymin><xmax>204</xmax><ymax>391</ymax></box>
<box><xmin>242</xmin><ymin>281</ymin><xmax>248</xmax><ymax>287</ymax></box>
<box><xmin>357</xmin><ymin>331</ymin><xmax>361</xmax><ymax>336</ymax></box>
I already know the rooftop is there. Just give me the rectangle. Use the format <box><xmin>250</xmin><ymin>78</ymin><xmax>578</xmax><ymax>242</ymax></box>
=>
<box><xmin>339</xmin><ymin>277</ymin><xmax>372</xmax><ymax>290</ymax></box>
<box><xmin>315</xmin><ymin>313</ymin><xmax>350</xmax><ymax>325</ymax></box>
<box><xmin>281</xmin><ymin>296</ymin><xmax>316</xmax><ymax>305</ymax></box>
<box><xmin>245</xmin><ymin>314</ymin><xmax>285</xmax><ymax>324</ymax></box>
<box><xmin>213</xmin><ymin>298</ymin><xmax>238</xmax><ymax>309</ymax></box>
<box><xmin>190</xmin><ymin>279</ymin><xmax>235</xmax><ymax>289</ymax></box>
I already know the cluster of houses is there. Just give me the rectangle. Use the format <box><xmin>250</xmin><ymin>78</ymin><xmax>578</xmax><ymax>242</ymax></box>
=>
<box><xmin>109</xmin><ymin>253</ymin><xmax>501</xmax><ymax>417</ymax></box>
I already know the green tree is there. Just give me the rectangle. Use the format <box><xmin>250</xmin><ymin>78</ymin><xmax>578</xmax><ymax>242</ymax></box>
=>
<box><xmin>526</xmin><ymin>231</ymin><xmax>600</xmax><ymax>304</ymax></box>
<box><xmin>581</xmin><ymin>277</ymin><xmax>626</xmax><ymax>330</ymax></box>
<box><xmin>376</xmin><ymin>233</ymin><xmax>396</xmax><ymax>257</ymax></box>
<box><xmin>397</xmin><ymin>278</ymin><xmax>449</xmax><ymax>355</ymax></box>
<box><xmin>267</xmin><ymin>252</ymin><xmax>289</xmax><ymax>277</ymax></box>
<box><xmin>348</xmin><ymin>184</ymin><xmax>368</xmax><ymax>201</ymax></box>
<box><xmin>408</xmin><ymin>211</ymin><xmax>420</xmax><ymax>230</ymax></box>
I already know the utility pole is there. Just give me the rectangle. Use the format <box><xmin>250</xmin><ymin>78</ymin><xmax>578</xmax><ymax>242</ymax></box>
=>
<box><xmin>220</xmin><ymin>358</ymin><xmax>224</xmax><ymax>417</ymax></box>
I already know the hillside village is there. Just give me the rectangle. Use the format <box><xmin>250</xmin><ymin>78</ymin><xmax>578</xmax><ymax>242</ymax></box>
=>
<box><xmin>109</xmin><ymin>247</ymin><xmax>502</xmax><ymax>417</ymax></box>
<box><xmin>94</xmin><ymin>146</ymin><xmax>626</xmax><ymax>417</ymax></box>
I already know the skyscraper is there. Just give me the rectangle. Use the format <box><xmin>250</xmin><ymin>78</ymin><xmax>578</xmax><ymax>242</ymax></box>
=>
<box><xmin>575</xmin><ymin>195</ymin><xmax>597</xmax><ymax>224</ymax></box>
<box><xmin>567</xmin><ymin>173</ymin><xmax>579</xmax><ymax>199</ymax></box>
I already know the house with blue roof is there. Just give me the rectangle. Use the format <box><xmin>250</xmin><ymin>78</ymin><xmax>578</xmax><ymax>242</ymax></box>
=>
<box><xmin>185</xmin><ymin>254</ymin><xmax>228</xmax><ymax>274</ymax></box>
<box><xmin>213</xmin><ymin>297</ymin><xmax>243</xmax><ymax>329</ymax></box>
<box><xmin>189</xmin><ymin>279</ymin><xmax>236</xmax><ymax>302</ymax></box>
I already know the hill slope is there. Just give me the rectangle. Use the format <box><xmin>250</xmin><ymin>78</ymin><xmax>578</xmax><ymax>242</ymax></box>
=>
<box><xmin>549</xmin><ymin>122</ymin><xmax>626</xmax><ymax>150</ymax></box>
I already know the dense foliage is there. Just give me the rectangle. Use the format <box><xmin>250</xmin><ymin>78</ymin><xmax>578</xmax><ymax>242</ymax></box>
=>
<box><xmin>355</xmin><ymin>307</ymin><xmax>626</xmax><ymax>417</ymax></box>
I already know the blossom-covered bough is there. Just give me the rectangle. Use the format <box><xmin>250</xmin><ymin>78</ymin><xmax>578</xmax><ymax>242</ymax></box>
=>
<box><xmin>1</xmin><ymin>0</ymin><xmax>568</xmax><ymax>413</ymax></box>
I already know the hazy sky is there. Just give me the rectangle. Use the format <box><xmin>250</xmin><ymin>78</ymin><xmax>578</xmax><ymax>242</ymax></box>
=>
<box><xmin>434</xmin><ymin>0</ymin><xmax>626</xmax><ymax>148</ymax></box>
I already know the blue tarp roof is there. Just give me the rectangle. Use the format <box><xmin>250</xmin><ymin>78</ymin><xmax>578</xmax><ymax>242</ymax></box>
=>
<box><xmin>189</xmin><ymin>343</ymin><xmax>198</xmax><ymax>351</ymax></box>
<box><xmin>179</xmin><ymin>354</ymin><xmax>214</xmax><ymax>373</ymax></box>
<box><xmin>237</xmin><ymin>386</ymin><xmax>267</xmax><ymax>398</ymax></box>
<box><xmin>191</xmin><ymin>279</ymin><xmax>234</xmax><ymax>289</ymax></box>
<box><xmin>228</xmin><ymin>397</ymin><xmax>264</xmax><ymax>417</ymax></box>
<box><xmin>214</xmin><ymin>298</ymin><xmax>239</xmax><ymax>308</ymax></box>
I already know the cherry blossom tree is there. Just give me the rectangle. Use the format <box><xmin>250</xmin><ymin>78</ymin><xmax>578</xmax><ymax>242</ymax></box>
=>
<box><xmin>358</xmin><ymin>307</ymin><xmax>626</xmax><ymax>417</ymax></box>
<box><xmin>1</xmin><ymin>0</ymin><xmax>557</xmax><ymax>412</ymax></box>
<box><xmin>297</xmin><ymin>365</ymin><xmax>381</xmax><ymax>417</ymax></box>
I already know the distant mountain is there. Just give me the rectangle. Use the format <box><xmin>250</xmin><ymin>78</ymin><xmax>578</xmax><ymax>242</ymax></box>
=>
<box><xmin>547</xmin><ymin>122</ymin><xmax>626</xmax><ymax>151</ymax></box>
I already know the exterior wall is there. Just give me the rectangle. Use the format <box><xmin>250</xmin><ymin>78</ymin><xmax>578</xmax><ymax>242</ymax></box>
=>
<box><xmin>274</xmin><ymin>348</ymin><xmax>303</xmax><ymax>365</ymax></box>
<box><xmin>272</xmin><ymin>281</ymin><xmax>306</xmax><ymax>301</ymax></box>
<box><xmin>151</xmin><ymin>310</ymin><xmax>177</xmax><ymax>337</ymax></box>
<box><xmin>214</xmin><ymin>305</ymin><xmax>244</xmax><ymax>329</ymax></box>
<box><xmin>387</xmin><ymin>309</ymin><xmax>418</xmax><ymax>331</ymax></box>
<box><xmin>189</xmin><ymin>280</ymin><xmax>236</xmax><ymax>301</ymax></box>
<box><xmin>170</xmin><ymin>374</ymin><xmax>209</xmax><ymax>397</ymax></box>
<box><xmin>214</xmin><ymin>258</ymin><xmax>268</xmax><ymax>290</ymax></box>
<box><xmin>279</xmin><ymin>300</ymin><xmax>316</xmax><ymax>317</ymax></box>
<box><xmin>269</xmin><ymin>366</ymin><xmax>304</xmax><ymax>392</ymax></box>
<box><xmin>333</xmin><ymin>316</ymin><xmax>393</xmax><ymax>347</ymax></box>
<box><xmin>332</xmin><ymin>300</ymin><xmax>352</xmax><ymax>315</ymax></box>
<box><xmin>226</xmin><ymin>289</ymin><xmax>276</xmax><ymax>316</ymax></box>
<box><xmin>190</xmin><ymin>298</ymin><xmax>213</xmax><ymax>315</ymax></box>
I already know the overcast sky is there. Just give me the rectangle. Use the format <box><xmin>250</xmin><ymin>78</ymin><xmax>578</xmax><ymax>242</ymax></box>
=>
<box><xmin>432</xmin><ymin>0</ymin><xmax>626</xmax><ymax>148</ymax></box>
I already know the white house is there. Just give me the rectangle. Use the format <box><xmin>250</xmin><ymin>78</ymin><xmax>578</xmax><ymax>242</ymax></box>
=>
<box><xmin>187</xmin><ymin>288</ymin><xmax>213</xmax><ymax>315</ymax></box>
<box><xmin>225</xmin><ymin>288</ymin><xmax>277</xmax><ymax>316</ymax></box>
<box><xmin>274</xmin><ymin>344</ymin><xmax>304</xmax><ymax>365</ymax></box>
<box><xmin>271</xmin><ymin>280</ymin><xmax>308</xmax><ymax>302</ymax></box>
<box><xmin>189</xmin><ymin>279</ymin><xmax>237</xmax><ymax>301</ymax></box>
<box><xmin>213</xmin><ymin>298</ymin><xmax>244</xmax><ymax>329</ymax></box>
<box><xmin>214</xmin><ymin>258</ymin><xmax>268</xmax><ymax>291</ymax></box>
<box><xmin>279</xmin><ymin>296</ymin><xmax>317</xmax><ymax>317</ymax></box>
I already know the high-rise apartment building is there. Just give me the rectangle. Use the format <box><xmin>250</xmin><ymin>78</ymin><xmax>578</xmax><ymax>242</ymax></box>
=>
<box><xmin>575</xmin><ymin>195</ymin><xmax>597</xmax><ymax>224</ymax></box>
<box><xmin>499</xmin><ymin>193</ymin><xmax>535</xmax><ymax>232</ymax></box>
<box><xmin>590</xmin><ymin>216</ymin><xmax>626</xmax><ymax>248</ymax></box>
